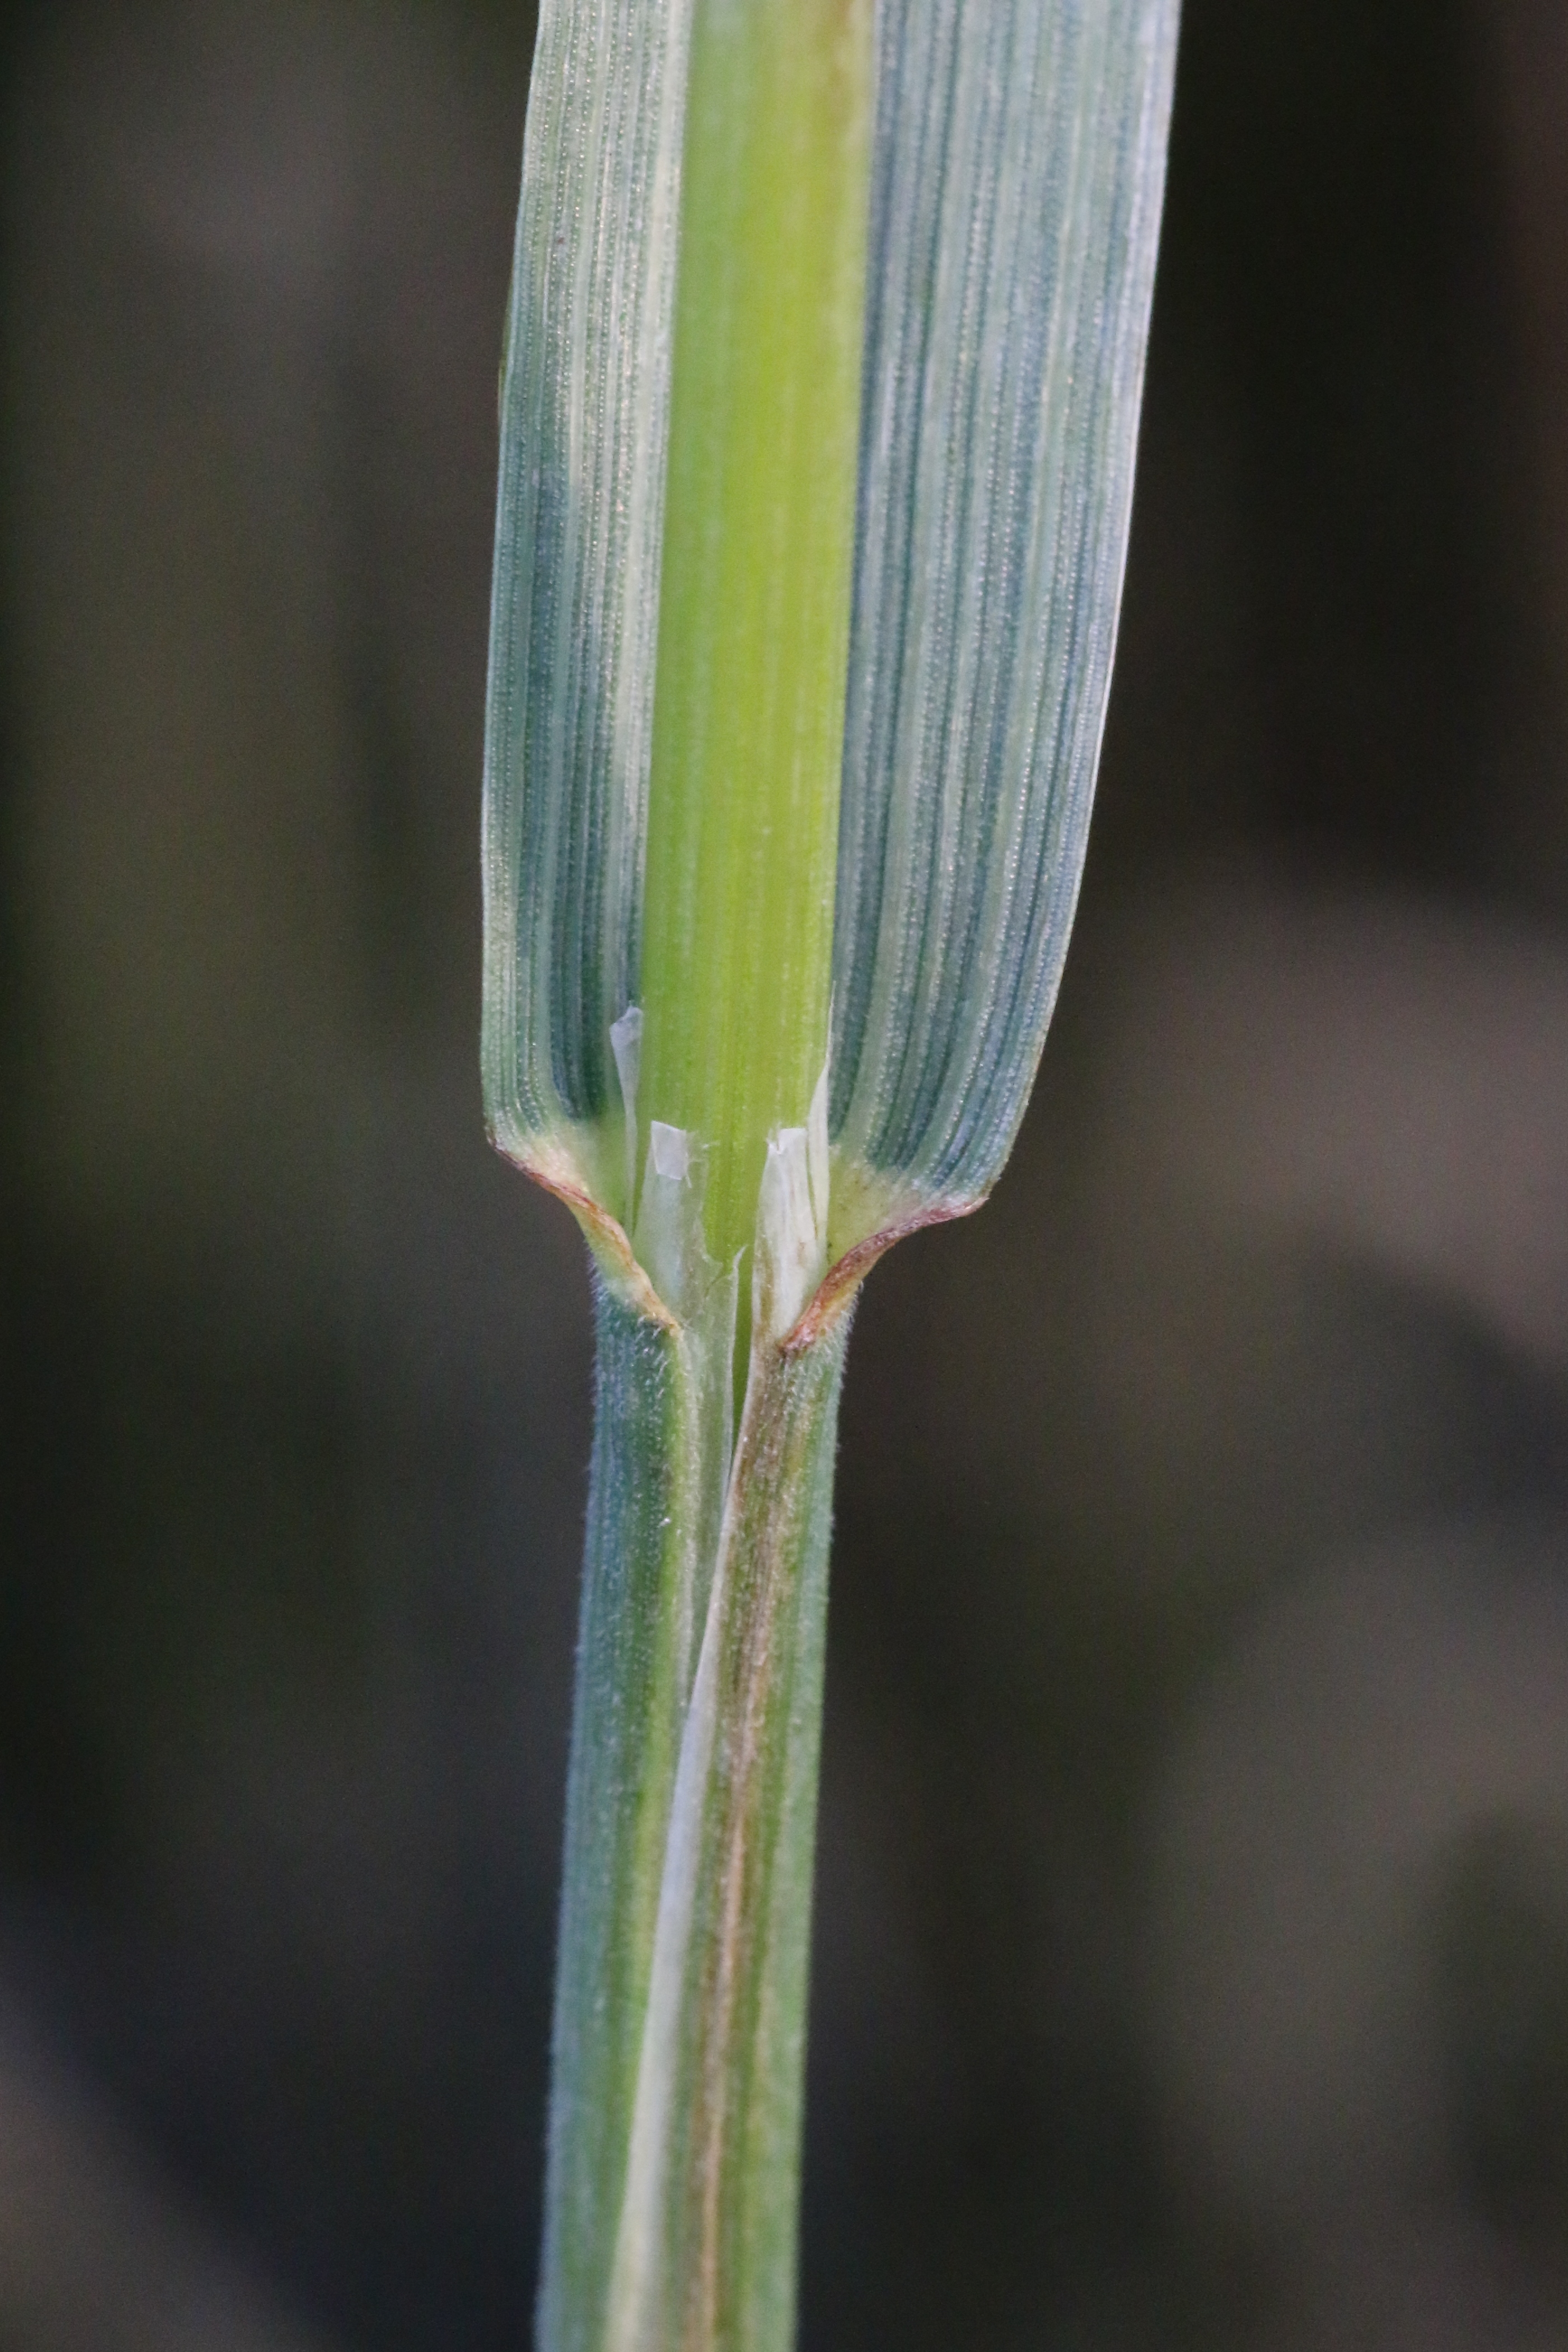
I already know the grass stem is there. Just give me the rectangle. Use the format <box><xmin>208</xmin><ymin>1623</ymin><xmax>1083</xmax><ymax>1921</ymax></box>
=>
<box><xmin>638</xmin><ymin>0</ymin><xmax>872</xmax><ymax>1333</ymax></box>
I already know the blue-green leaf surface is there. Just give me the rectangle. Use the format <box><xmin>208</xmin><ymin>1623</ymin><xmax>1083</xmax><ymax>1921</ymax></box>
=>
<box><xmin>482</xmin><ymin>0</ymin><xmax>694</xmax><ymax>1194</ymax></box>
<box><xmin>829</xmin><ymin>0</ymin><xmax>1178</xmax><ymax>1218</ymax></box>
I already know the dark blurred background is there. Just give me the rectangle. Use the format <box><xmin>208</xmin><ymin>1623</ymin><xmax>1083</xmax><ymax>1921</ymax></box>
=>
<box><xmin>3</xmin><ymin>3</ymin><xmax>1568</xmax><ymax>2346</ymax></box>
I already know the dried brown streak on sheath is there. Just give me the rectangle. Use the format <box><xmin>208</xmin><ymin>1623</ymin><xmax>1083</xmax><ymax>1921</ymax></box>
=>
<box><xmin>690</xmin><ymin>1351</ymin><xmax>812</xmax><ymax>2344</ymax></box>
<box><xmin>692</xmin><ymin>1424</ymin><xmax>771</xmax><ymax>2342</ymax></box>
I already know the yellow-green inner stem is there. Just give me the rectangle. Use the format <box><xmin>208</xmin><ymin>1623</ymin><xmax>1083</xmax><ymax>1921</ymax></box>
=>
<box><xmin>636</xmin><ymin>0</ymin><xmax>872</xmax><ymax>1341</ymax></box>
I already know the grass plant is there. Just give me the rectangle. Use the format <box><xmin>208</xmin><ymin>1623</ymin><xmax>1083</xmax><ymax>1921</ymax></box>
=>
<box><xmin>481</xmin><ymin>3</ymin><xmax>1179</xmax><ymax>2345</ymax></box>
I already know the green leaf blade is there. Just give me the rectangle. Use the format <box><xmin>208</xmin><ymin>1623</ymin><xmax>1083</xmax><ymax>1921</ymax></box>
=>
<box><xmin>830</xmin><ymin>0</ymin><xmax>1179</xmax><ymax>1220</ymax></box>
<box><xmin>481</xmin><ymin>0</ymin><xmax>696</xmax><ymax>1201</ymax></box>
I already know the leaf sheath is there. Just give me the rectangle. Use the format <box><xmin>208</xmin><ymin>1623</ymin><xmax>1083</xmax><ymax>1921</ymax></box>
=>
<box><xmin>540</xmin><ymin>1280</ymin><xmax>849</xmax><ymax>2352</ymax></box>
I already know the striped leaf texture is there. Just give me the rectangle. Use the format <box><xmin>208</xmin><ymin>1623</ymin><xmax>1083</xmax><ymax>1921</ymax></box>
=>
<box><xmin>830</xmin><ymin>0</ymin><xmax>1179</xmax><ymax>1228</ymax></box>
<box><xmin>481</xmin><ymin>0</ymin><xmax>695</xmax><ymax>1205</ymax></box>
<box><xmin>483</xmin><ymin>0</ymin><xmax>1179</xmax><ymax>1292</ymax></box>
